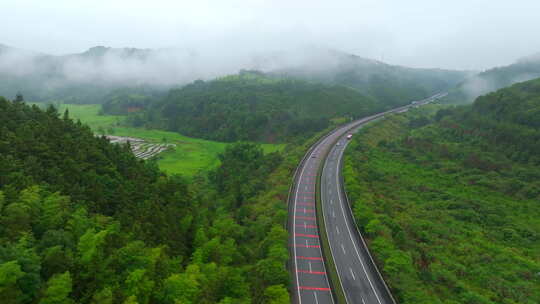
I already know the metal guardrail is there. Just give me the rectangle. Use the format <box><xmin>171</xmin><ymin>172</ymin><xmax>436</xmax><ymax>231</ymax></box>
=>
<box><xmin>337</xmin><ymin>129</ymin><xmax>398</xmax><ymax>304</ymax></box>
<box><xmin>287</xmin><ymin>92</ymin><xmax>445</xmax><ymax>303</ymax></box>
<box><xmin>287</xmin><ymin>115</ymin><xmax>398</xmax><ymax>304</ymax></box>
<box><xmin>287</xmin><ymin>126</ymin><xmax>349</xmax><ymax>303</ymax></box>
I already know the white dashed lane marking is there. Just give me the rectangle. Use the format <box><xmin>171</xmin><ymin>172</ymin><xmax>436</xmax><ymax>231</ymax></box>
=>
<box><xmin>350</xmin><ymin>268</ymin><xmax>356</xmax><ymax>280</ymax></box>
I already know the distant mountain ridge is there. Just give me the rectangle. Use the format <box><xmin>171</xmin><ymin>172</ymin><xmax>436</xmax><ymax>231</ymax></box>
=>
<box><xmin>518</xmin><ymin>52</ymin><xmax>540</xmax><ymax>63</ymax></box>
<box><xmin>268</xmin><ymin>48</ymin><xmax>469</xmax><ymax>108</ymax></box>
<box><xmin>0</xmin><ymin>45</ymin><xmax>186</xmax><ymax>103</ymax></box>
<box><xmin>72</xmin><ymin>45</ymin><xmax>155</xmax><ymax>60</ymax></box>
<box><xmin>443</xmin><ymin>52</ymin><xmax>540</xmax><ymax>103</ymax></box>
<box><xmin>0</xmin><ymin>44</ymin><xmax>468</xmax><ymax>104</ymax></box>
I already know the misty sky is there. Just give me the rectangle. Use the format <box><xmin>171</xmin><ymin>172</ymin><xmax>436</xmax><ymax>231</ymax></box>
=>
<box><xmin>2</xmin><ymin>0</ymin><xmax>540</xmax><ymax>70</ymax></box>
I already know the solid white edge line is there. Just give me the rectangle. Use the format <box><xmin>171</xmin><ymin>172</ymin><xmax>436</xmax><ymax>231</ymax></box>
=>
<box><xmin>314</xmin><ymin>138</ymin><xmax>336</xmax><ymax>304</ymax></box>
<box><xmin>321</xmin><ymin>141</ymin><xmax>350</xmax><ymax>304</ymax></box>
<box><xmin>295</xmin><ymin>136</ymin><xmax>336</xmax><ymax>304</ymax></box>
<box><xmin>335</xmin><ymin>140</ymin><xmax>384</xmax><ymax>304</ymax></box>
<box><xmin>294</xmin><ymin>94</ymin><xmax>441</xmax><ymax>304</ymax></box>
<box><xmin>293</xmin><ymin>153</ymin><xmax>308</xmax><ymax>304</ymax></box>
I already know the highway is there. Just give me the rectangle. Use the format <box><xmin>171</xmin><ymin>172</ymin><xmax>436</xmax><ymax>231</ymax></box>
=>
<box><xmin>289</xmin><ymin>93</ymin><xmax>444</xmax><ymax>304</ymax></box>
<box><xmin>321</xmin><ymin>131</ymin><xmax>393</xmax><ymax>304</ymax></box>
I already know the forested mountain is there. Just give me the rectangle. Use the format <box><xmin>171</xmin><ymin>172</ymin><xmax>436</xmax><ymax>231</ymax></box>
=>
<box><xmin>0</xmin><ymin>98</ymin><xmax>294</xmax><ymax>303</ymax></box>
<box><xmin>0</xmin><ymin>44</ymin><xmax>467</xmax><ymax>106</ymax></box>
<box><xmin>268</xmin><ymin>49</ymin><xmax>468</xmax><ymax>106</ymax></box>
<box><xmin>129</xmin><ymin>72</ymin><xmax>380</xmax><ymax>142</ymax></box>
<box><xmin>0</xmin><ymin>45</ymin><xmax>175</xmax><ymax>104</ymax></box>
<box><xmin>343</xmin><ymin>78</ymin><xmax>540</xmax><ymax>303</ymax></box>
<box><xmin>443</xmin><ymin>52</ymin><xmax>540</xmax><ymax>103</ymax></box>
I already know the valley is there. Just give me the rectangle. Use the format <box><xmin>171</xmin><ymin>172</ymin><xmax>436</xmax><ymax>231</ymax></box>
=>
<box><xmin>46</xmin><ymin>103</ymin><xmax>284</xmax><ymax>176</ymax></box>
<box><xmin>4</xmin><ymin>60</ymin><xmax>539</xmax><ymax>304</ymax></box>
<box><xmin>1</xmin><ymin>4</ymin><xmax>540</xmax><ymax>302</ymax></box>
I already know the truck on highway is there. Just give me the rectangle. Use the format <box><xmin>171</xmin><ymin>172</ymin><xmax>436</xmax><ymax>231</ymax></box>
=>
<box><xmin>346</xmin><ymin>134</ymin><xmax>353</xmax><ymax>140</ymax></box>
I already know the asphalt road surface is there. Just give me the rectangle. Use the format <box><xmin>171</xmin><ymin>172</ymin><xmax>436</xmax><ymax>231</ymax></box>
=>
<box><xmin>289</xmin><ymin>94</ymin><xmax>444</xmax><ymax>304</ymax></box>
<box><xmin>321</xmin><ymin>133</ymin><xmax>393</xmax><ymax>304</ymax></box>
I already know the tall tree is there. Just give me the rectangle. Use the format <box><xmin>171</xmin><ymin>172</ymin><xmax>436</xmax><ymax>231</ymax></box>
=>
<box><xmin>39</xmin><ymin>272</ymin><xmax>73</xmax><ymax>304</ymax></box>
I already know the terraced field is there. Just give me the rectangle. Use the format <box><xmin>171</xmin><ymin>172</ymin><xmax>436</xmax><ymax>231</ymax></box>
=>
<box><xmin>36</xmin><ymin>103</ymin><xmax>284</xmax><ymax>177</ymax></box>
<box><xmin>106</xmin><ymin>135</ymin><xmax>175</xmax><ymax>160</ymax></box>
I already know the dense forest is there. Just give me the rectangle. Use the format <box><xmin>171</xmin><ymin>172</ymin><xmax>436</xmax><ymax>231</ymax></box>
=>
<box><xmin>4</xmin><ymin>41</ymin><xmax>537</xmax><ymax>304</ymax></box>
<box><xmin>122</xmin><ymin>72</ymin><xmax>381</xmax><ymax>143</ymax></box>
<box><xmin>0</xmin><ymin>97</ymin><xmax>303</xmax><ymax>303</ymax></box>
<box><xmin>443</xmin><ymin>53</ymin><xmax>540</xmax><ymax>104</ymax></box>
<box><xmin>343</xmin><ymin>78</ymin><xmax>540</xmax><ymax>303</ymax></box>
<box><xmin>99</xmin><ymin>87</ymin><xmax>163</xmax><ymax>115</ymax></box>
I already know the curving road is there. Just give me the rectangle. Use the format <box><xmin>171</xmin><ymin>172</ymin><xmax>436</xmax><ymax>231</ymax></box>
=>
<box><xmin>321</xmin><ymin>130</ymin><xmax>393</xmax><ymax>304</ymax></box>
<box><xmin>289</xmin><ymin>93</ymin><xmax>445</xmax><ymax>304</ymax></box>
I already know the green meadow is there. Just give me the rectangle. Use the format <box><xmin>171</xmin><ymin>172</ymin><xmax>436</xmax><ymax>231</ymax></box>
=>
<box><xmin>56</xmin><ymin>103</ymin><xmax>124</xmax><ymax>129</ymax></box>
<box><xmin>48</xmin><ymin>103</ymin><xmax>284</xmax><ymax>176</ymax></box>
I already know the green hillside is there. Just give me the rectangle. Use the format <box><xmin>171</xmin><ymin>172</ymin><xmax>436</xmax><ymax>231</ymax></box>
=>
<box><xmin>443</xmin><ymin>54</ymin><xmax>540</xmax><ymax>104</ymax></box>
<box><xmin>272</xmin><ymin>50</ymin><xmax>468</xmax><ymax>106</ymax></box>
<box><xmin>343</xmin><ymin>79</ymin><xmax>540</xmax><ymax>303</ymax></box>
<box><xmin>47</xmin><ymin>103</ymin><xmax>283</xmax><ymax>177</ymax></box>
<box><xmin>133</xmin><ymin>72</ymin><xmax>381</xmax><ymax>142</ymax></box>
<box><xmin>0</xmin><ymin>98</ymin><xmax>294</xmax><ymax>303</ymax></box>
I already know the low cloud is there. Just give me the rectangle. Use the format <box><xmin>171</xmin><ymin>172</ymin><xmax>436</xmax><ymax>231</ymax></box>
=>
<box><xmin>0</xmin><ymin>45</ymin><xmax>372</xmax><ymax>90</ymax></box>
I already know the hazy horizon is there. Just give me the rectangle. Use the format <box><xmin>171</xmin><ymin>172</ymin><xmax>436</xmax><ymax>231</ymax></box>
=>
<box><xmin>2</xmin><ymin>1</ymin><xmax>540</xmax><ymax>71</ymax></box>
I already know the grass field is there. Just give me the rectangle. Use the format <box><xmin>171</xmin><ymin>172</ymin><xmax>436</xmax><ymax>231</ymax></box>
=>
<box><xmin>56</xmin><ymin>104</ymin><xmax>125</xmax><ymax>130</ymax></box>
<box><xmin>48</xmin><ymin>103</ymin><xmax>284</xmax><ymax>177</ymax></box>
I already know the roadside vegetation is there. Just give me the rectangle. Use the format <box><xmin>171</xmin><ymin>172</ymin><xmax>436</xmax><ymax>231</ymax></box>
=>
<box><xmin>343</xmin><ymin>79</ymin><xmax>540</xmax><ymax>303</ymax></box>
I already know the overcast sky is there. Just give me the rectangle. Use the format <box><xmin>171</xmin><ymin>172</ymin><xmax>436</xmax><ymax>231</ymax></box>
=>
<box><xmin>2</xmin><ymin>0</ymin><xmax>539</xmax><ymax>70</ymax></box>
